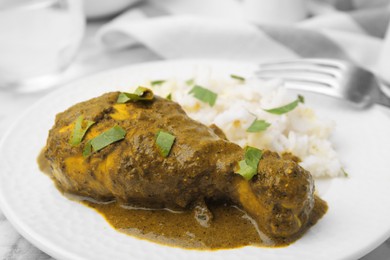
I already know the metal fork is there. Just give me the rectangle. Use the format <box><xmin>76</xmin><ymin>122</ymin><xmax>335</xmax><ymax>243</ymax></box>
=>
<box><xmin>255</xmin><ymin>58</ymin><xmax>390</xmax><ymax>108</ymax></box>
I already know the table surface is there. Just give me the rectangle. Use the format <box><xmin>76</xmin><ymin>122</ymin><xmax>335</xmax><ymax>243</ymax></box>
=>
<box><xmin>0</xmin><ymin>20</ymin><xmax>389</xmax><ymax>260</ymax></box>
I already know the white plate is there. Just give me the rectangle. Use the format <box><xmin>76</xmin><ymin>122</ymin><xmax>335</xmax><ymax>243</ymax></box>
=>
<box><xmin>1</xmin><ymin>60</ymin><xmax>390</xmax><ymax>260</ymax></box>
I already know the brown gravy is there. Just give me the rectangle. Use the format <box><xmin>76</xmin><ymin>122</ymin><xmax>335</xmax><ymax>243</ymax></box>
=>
<box><xmin>84</xmin><ymin>201</ymin><xmax>263</xmax><ymax>249</ymax></box>
<box><xmin>38</xmin><ymin>149</ymin><xmax>327</xmax><ymax>250</ymax></box>
<box><xmin>81</xmin><ymin>198</ymin><xmax>326</xmax><ymax>250</ymax></box>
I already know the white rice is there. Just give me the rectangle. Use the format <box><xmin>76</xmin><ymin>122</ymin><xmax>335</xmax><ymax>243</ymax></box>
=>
<box><xmin>139</xmin><ymin>74</ymin><xmax>343</xmax><ymax>178</ymax></box>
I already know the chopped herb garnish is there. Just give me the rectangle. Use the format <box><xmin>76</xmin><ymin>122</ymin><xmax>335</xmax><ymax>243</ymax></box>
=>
<box><xmin>83</xmin><ymin>140</ymin><xmax>92</xmax><ymax>157</ymax></box>
<box><xmin>117</xmin><ymin>93</ymin><xmax>131</xmax><ymax>103</ymax></box>
<box><xmin>236</xmin><ymin>146</ymin><xmax>263</xmax><ymax>180</ymax></box>
<box><xmin>69</xmin><ymin>116</ymin><xmax>95</xmax><ymax>146</ymax></box>
<box><xmin>237</xmin><ymin>160</ymin><xmax>256</xmax><ymax>181</ymax></box>
<box><xmin>244</xmin><ymin>146</ymin><xmax>263</xmax><ymax>169</ymax></box>
<box><xmin>189</xmin><ymin>85</ymin><xmax>218</xmax><ymax>107</ymax></box>
<box><xmin>264</xmin><ymin>95</ymin><xmax>304</xmax><ymax>115</ymax></box>
<box><xmin>186</xmin><ymin>78</ymin><xmax>194</xmax><ymax>86</ymax></box>
<box><xmin>151</xmin><ymin>80</ymin><xmax>165</xmax><ymax>86</ymax></box>
<box><xmin>230</xmin><ymin>74</ymin><xmax>245</xmax><ymax>82</ymax></box>
<box><xmin>155</xmin><ymin>131</ymin><xmax>176</xmax><ymax>157</ymax></box>
<box><xmin>166</xmin><ymin>93</ymin><xmax>172</xmax><ymax>101</ymax></box>
<box><xmin>83</xmin><ymin>125</ymin><xmax>126</xmax><ymax>157</ymax></box>
<box><xmin>247</xmin><ymin>119</ymin><xmax>271</xmax><ymax>132</ymax></box>
<box><xmin>134</xmin><ymin>86</ymin><xmax>149</xmax><ymax>96</ymax></box>
<box><xmin>117</xmin><ymin>87</ymin><xmax>154</xmax><ymax>103</ymax></box>
<box><xmin>342</xmin><ymin>168</ymin><xmax>349</xmax><ymax>177</ymax></box>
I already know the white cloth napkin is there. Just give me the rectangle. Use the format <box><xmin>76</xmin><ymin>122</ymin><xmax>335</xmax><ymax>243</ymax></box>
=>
<box><xmin>97</xmin><ymin>0</ymin><xmax>389</xmax><ymax>72</ymax></box>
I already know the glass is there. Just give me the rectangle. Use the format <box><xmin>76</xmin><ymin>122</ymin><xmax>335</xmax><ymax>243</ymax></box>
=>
<box><xmin>0</xmin><ymin>0</ymin><xmax>85</xmax><ymax>92</ymax></box>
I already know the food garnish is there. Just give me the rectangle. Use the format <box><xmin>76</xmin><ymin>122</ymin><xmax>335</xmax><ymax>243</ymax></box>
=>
<box><xmin>189</xmin><ymin>85</ymin><xmax>218</xmax><ymax>107</ymax></box>
<box><xmin>166</xmin><ymin>93</ymin><xmax>172</xmax><ymax>101</ymax></box>
<box><xmin>186</xmin><ymin>78</ymin><xmax>194</xmax><ymax>86</ymax></box>
<box><xmin>151</xmin><ymin>80</ymin><xmax>166</xmax><ymax>86</ymax></box>
<box><xmin>236</xmin><ymin>146</ymin><xmax>263</xmax><ymax>180</ymax></box>
<box><xmin>69</xmin><ymin>115</ymin><xmax>95</xmax><ymax>146</ymax></box>
<box><xmin>264</xmin><ymin>95</ymin><xmax>304</xmax><ymax>115</ymax></box>
<box><xmin>83</xmin><ymin>125</ymin><xmax>126</xmax><ymax>157</ymax></box>
<box><xmin>117</xmin><ymin>87</ymin><xmax>154</xmax><ymax>103</ymax></box>
<box><xmin>230</xmin><ymin>74</ymin><xmax>245</xmax><ymax>82</ymax></box>
<box><xmin>246</xmin><ymin>119</ymin><xmax>271</xmax><ymax>132</ymax></box>
<box><xmin>155</xmin><ymin>130</ymin><xmax>176</xmax><ymax>157</ymax></box>
<box><xmin>342</xmin><ymin>168</ymin><xmax>349</xmax><ymax>177</ymax></box>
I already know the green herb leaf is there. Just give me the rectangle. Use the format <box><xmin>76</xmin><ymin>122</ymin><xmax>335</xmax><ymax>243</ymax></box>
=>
<box><xmin>246</xmin><ymin>119</ymin><xmax>271</xmax><ymax>133</ymax></box>
<box><xmin>264</xmin><ymin>95</ymin><xmax>304</xmax><ymax>115</ymax></box>
<box><xmin>186</xmin><ymin>78</ymin><xmax>194</xmax><ymax>86</ymax></box>
<box><xmin>117</xmin><ymin>87</ymin><xmax>154</xmax><ymax>103</ymax></box>
<box><xmin>230</xmin><ymin>74</ymin><xmax>245</xmax><ymax>82</ymax></box>
<box><xmin>342</xmin><ymin>168</ymin><xmax>349</xmax><ymax>177</ymax></box>
<box><xmin>189</xmin><ymin>85</ymin><xmax>218</xmax><ymax>107</ymax></box>
<box><xmin>244</xmin><ymin>146</ymin><xmax>263</xmax><ymax>169</ymax></box>
<box><xmin>151</xmin><ymin>80</ymin><xmax>166</xmax><ymax>86</ymax></box>
<box><xmin>69</xmin><ymin>116</ymin><xmax>95</xmax><ymax>146</ymax></box>
<box><xmin>117</xmin><ymin>93</ymin><xmax>134</xmax><ymax>103</ymax></box>
<box><xmin>166</xmin><ymin>93</ymin><xmax>172</xmax><ymax>101</ymax></box>
<box><xmin>237</xmin><ymin>160</ymin><xmax>257</xmax><ymax>181</ymax></box>
<box><xmin>156</xmin><ymin>131</ymin><xmax>176</xmax><ymax>157</ymax></box>
<box><xmin>134</xmin><ymin>86</ymin><xmax>151</xmax><ymax>96</ymax></box>
<box><xmin>83</xmin><ymin>140</ymin><xmax>92</xmax><ymax>157</ymax></box>
<box><xmin>236</xmin><ymin>146</ymin><xmax>263</xmax><ymax>181</ymax></box>
<box><xmin>83</xmin><ymin>125</ymin><xmax>126</xmax><ymax>157</ymax></box>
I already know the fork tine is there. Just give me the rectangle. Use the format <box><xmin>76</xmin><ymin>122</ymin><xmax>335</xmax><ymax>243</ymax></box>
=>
<box><xmin>281</xmin><ymin>80</ymin><xmax>344</xmax><ymax>98</ymax></box>
<box><xmin>258</xmin><ymin>59</ymin><xmax>345</xmax><ymax>80</ymax></box>
<box><xmin>259</xmin><ymin>58</ymin><xmax>347</xmax><ymax>69</ymax></box>
<box><xmin>256</xmin><ymin>58</ymin><xmax>349</xmax><ymax>88</ymax></box>
<box><xmin>256</xmin><ymin>67</ymin><xmax>340</xmax><ymax>78</ymax></box>
<box><xmin>256</xmin><ymin>74</ymin><xmax>337</xmax><ymax>88</ymax></box>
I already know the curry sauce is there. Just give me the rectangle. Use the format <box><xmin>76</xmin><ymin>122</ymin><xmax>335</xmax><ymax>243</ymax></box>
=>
<box><xmin>38</xmin><ymin>150</ymin><xmax>327</xmax><ymax>250</ymax></box>
<box><xmin>84</xmin><ymin>201</ymin><xmax>263</xmax><ymax>249</ymax></box>
<box><xmin>81</xmin><ymin>197</ymin><xmax>326</xmax><ymax>250</ymax></box>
